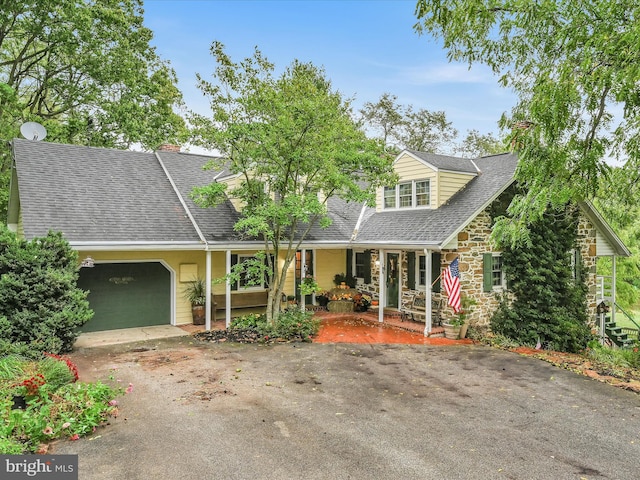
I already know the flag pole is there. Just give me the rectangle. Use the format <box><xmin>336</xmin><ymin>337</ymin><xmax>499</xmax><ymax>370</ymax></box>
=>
<box><xmin>431</xmin><ymin>272</ymin><xmax>441</xmax><ymax>288</ymax></box>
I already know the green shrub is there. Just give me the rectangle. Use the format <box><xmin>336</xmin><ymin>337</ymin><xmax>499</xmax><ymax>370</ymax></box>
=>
<box><xmin>0</xmin><ymin>228</ymin><xmax>93</xmax><ymax>354</ymax></box>
<box><xmin>228</xmin><ymin>310</ymin><xmax>320</xmax><ymax>342</ymax></box>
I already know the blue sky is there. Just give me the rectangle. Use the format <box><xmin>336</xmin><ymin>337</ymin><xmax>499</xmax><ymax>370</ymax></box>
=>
<box><xmin>143</xmin><ymin>0</ymin><xmax>516</xmax><ymax>151</ymax></box>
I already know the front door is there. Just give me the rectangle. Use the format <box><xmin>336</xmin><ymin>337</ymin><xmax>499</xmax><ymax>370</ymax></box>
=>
<box><xmin>295</xmin><ymin>250</ymin><xmax>314</xmax><ymax>303</ymax></box>
<box><xmin>386</xmin><ymin>253</ymin><xmax>400</xmax><ymax>308</ymax></box>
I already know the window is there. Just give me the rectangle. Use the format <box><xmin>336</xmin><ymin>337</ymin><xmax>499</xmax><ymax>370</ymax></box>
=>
<box><xmin>418</xmin><ymin>255</ymin><xmax>427</xmax><ymax>286</ymax></box>
<box><xmin>237</xmin><ymin>255</ymin><xmax>265</xmax><ymax>290</ymax></box>
<box><xmin>383</xmin><ymin>187</ymin><xmax>396</xmax><ymax>208</ymax></box>
<box><xmin>399</xmin><ymin>182</ymin><xmax>412</xmax><ymax>208</ymax></box>
<box><xmin>355</xmin><ymin>251</ymin><xmax>367</xmax><ymax>279</ymax></box>
<box><xmin>491</xmin><ymin>255</ymin><xmax>505</xmax><ymax>288</ymax></box>
<box><xmin>416</xmin><ymin>181</ymin><xmax>430</xmax><ymax>206</ymax></box>
<box><xmin>383</xmin><ymin>179</ymin><xmax>431</xmax><ymax>209</ymax></box>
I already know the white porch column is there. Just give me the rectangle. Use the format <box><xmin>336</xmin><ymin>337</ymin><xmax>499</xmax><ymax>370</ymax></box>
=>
<box><xmin>612</xmin><ymin>255</ymin><xmax>617</xmax><ymax>324</ymax></box>
<box><xmin>205</xmin><ymin>250</ymin><xmax>212</xmax><ymax>331</ymax></box>
<box><xmin>378</xmin><ymin>249</ymin><xmax>385</xmax><ymax>323</ymax></box>
<box><xmin>424</xmin><ymin>249</ymin><xmax>432</xmax><ymax>336</ymax></box>
<box><xmin>301</xmin><ymin>249</ymin><xmax>306</xmax><ymax>311</ymax></box>
<box><xmin>225</xmin><ymin>249</ymin><xmax>232</xmax><ymax>328</ymax></box>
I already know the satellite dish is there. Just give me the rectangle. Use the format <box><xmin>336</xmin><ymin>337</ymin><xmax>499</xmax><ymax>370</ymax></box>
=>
<box><xmin>20</xmin><ymin>122</ymin><xmax>47</xmax><ymax>141</ymax></box>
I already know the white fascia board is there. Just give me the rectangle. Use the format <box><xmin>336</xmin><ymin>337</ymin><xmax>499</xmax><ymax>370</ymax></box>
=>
<box><xmin>579</xmin><ymin>201</ymin><xmax>631</xmax><ymax>257</ymax></box>
<box><xmin>70</xmin><ymin>241</ymin><xmax>206</xmax><ymax>251</ymax></box>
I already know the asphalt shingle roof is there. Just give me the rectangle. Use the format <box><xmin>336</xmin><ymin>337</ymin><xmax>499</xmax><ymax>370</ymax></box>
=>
<box><xmin>11</xmin><ymin>140</ymin><xmax>518</xmax><ymax>249</ymax></box>
<box><xmin>405</xmin><ymin>149</ymin><xmax>478</xmax><ymax>174</ymax></box>
<box><xmin>354</xmin><ymin>152</ymin><xmax>518</xmax><ymax>246</ymax></box>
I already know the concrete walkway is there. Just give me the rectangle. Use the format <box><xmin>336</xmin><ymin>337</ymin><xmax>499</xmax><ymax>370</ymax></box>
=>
<box><xmin>74</xmin><ymin>325</ymin><xmax>189</xmax><ymax>349</ymax></box>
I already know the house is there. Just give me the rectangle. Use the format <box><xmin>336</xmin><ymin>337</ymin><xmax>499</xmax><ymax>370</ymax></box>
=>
<box><xmin>7</xmin><ymin>139</ymin><xmax>630</xmax><ymax>335</ymax></box>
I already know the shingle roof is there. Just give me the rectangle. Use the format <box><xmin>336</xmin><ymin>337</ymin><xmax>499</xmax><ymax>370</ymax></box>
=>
<box><xmin>12</xmin><ymin>139</ymin><xmax>202</xmax><ymax>243</ymax></box>
<box><xmin>11</xmin><ymin>139</ymin><xmax>517</xmax><ymax>249</ymax></box>
<box><xmin>405</xmin><ymin>149</ymin><xmax>478</xmax><ymax>174</ymax></box>
<box><xmin>354</xmin><ymin>152</ymin><xmax>518</xmax><ymax>246</ymax></box>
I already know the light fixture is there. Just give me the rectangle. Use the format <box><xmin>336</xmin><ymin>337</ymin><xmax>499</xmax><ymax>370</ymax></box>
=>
<box><xmin>80</xmin><ymin>256</ymin><xmax>95</xmax><ymax>268</ymax></box>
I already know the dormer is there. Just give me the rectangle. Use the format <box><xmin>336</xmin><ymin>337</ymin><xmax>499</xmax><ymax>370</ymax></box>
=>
<box><xmin>376</xmin><ymin>150</ymin><xmax>478</xmax><ymax>212</ymax></box>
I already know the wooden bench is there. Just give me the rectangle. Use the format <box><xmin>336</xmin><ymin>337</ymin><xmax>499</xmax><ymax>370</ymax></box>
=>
<box><xmin>401</xmin><ymin>293</ymin><xmax>443</xmax><ymax>326</ymax></box>
<box><xmin>211</xmin><ymin>290</ymin><xmax>269</xmax><ymax>320</ymax></box>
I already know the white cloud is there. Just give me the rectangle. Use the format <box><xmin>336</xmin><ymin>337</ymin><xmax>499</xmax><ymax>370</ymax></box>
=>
<box><xmin>400</xmin><ymin>63</ymin><xmax>498</xmax><ymax>86</ymax></box>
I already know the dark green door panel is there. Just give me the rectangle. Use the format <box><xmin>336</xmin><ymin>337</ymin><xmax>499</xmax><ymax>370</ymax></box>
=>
<box><xmin>78</xmin><ymin>262</ymin><xmax>171</xmax><ymax>332</ymax></box>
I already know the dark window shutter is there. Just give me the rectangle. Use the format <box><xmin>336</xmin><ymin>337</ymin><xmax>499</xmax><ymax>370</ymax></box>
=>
<box><xmin>363</xmin><ymin>250</ymin><xmax>372</xmax><ymax>284</ymax></box>
<box><xmin>346</xmin><ymin>249</ymin><xmax>353</xmax><ymax>277</ymax></box>
<box><xmin>483</xmin><ymin>253</ymin><xmax>493</xmax><ymax>292</ymax></box>
<box><xmin>431</xmin><ymin>252</ymin><xmax>441</xmax><ymax>293</ymax></box>
<box><xmin>407</xmin><ymin>252</ymin><xmax>416</xmax><ymax>290</ymax></box>
<box><xmin>230</xmin><ymin>254</ymin><xmax>238</xmax><ymax>291</ymax></box>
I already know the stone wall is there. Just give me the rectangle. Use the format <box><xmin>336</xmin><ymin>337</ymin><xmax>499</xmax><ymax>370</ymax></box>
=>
<box><xmin>356</xmin><ymin>206</ymin><xmax>599</xmax><ymax>329</ymax></box>
<box><xmin>577</xmin><ymin>212</ymin><xmax>598</xmax><ymax>325</ymax></box>
<box><xmin>440</xmin><ymin>210</ymin><xmax>499</xmax><ymax>326</ymax></box>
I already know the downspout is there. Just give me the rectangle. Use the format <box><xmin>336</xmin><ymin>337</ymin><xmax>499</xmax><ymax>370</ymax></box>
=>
<box><xmin>155</xmin><ymin>152</ymin><xmax>211</xmax><ymax>328</ymax></box>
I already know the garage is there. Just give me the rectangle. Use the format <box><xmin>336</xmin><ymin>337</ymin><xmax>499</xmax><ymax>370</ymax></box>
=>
<box><xmin>78</xmin><ymin>262</ymin><xmax>171</xmax><ymax>332</ymax></box>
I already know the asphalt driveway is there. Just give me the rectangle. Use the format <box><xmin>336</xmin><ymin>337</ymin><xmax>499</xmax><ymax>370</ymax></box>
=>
<box><xmin>54</xmin><ymin>336</ymin><xmax>640</xmax><ymax>479</ymax></box>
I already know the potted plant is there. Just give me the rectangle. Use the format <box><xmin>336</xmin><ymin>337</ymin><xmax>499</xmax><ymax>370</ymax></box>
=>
<box><xmin>443</xmin><ymin>296</ymin><xmax>476</xmax><ymax>339</ymax></box>
<box><xmin>183</xmin><ymin>278</ymin><xmax>207</xmax><ymax>325</ymax></box>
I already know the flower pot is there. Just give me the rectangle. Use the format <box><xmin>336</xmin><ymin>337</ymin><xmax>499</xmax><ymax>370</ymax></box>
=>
<box><xmin>443</xmin><ymin>323</ymin><xmax>461</xmax><ymax>340</ymax></box>
<box><xmin>459</xmin><ymin>322</ymin><xmax>469</xmax><ymax>339</ymax></box>
<box><xmin>192</xmin><ymin>305</ymin><xmax>205</xmax><ymax>325</ymax></box>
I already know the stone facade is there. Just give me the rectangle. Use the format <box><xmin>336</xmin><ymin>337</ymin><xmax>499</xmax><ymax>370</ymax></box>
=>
<box><xmin>359</xmin><ymin>206</ymin><xmax>600</xmax><ymax>330</ymax></box>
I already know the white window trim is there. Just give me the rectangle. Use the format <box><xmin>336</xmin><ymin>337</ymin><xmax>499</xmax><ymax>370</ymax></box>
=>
<box><xmin>417</xmin><ymin>254</ymin><xmax>427</xmax><ymax>287</ymax></box>
<box><xmin>236</xmin><ymin>254</ymin><xmax>266</xmax><ymax>291</ymax></box>
<box><xmin>383</xmin><ymin>179</ymin><xmax>431</xmax><ymax>210</ymax></box>
<box><xmin>491</xmin><ymin>253</ymin><xmax>507</xmax><ymax>291</ymax></box>
<box><xmin>353</xmin><ymin>249</ymin><xmax>366</xmax><ymax>284</ymax></box>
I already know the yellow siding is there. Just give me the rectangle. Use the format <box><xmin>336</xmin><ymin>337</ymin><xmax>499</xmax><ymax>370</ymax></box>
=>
<box><xmin>77</xmin><ymin>248</ymin><xmax>347</xmax><ymax>326</ymax></box>
<box><xmin>315</xmin><ymin>249</ymin><xmax>346</xmax><ymax>291</ymax></box>
<box><xmin>377</xmin><ymin>152</ymin><xmax>436</xmax><ymax>212</ymax></box>
<box><xmin>79</xmin><ymin>250</ymin><xmax>209</xmax><ymax>326</ymax></box>
<box><xmin>219</xmin><ymin>174</ymin><xmax>243</xmax><ymax>211</ymax></box>
<box><xmin>437</xmin><ymin>171</ymin><xmax>475</xmax><ymax>206</ymax></box>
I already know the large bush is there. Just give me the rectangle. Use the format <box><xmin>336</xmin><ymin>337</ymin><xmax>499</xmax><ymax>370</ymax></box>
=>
<box><xmin>491</xmin><ymin>206</ymin><xmax>594</xmax><ymax>353</ymax></box>
<box><xmin>0</xmin><ymin>228</ymin><xmax>92</xmax><ymax>355</ymax></box>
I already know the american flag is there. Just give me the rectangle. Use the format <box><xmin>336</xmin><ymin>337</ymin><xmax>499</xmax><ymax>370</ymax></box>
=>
<box><xmin>443</xmin><ymin>258</ymin><xmax>461</xmax><ymax>313</ymax></box>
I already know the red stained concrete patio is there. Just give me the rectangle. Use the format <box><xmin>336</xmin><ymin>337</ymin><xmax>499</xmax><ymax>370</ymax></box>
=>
<box><xmin>181</xmin><ymin>309</ymin><xmax>473</xmax><ymax>345</ymax></box>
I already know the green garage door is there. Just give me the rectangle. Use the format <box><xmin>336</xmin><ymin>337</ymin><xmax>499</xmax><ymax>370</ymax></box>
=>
<box><xmin>78</xmin><ymin>262</ymin><xmax>171</xmax><ymax>332</ymax></box>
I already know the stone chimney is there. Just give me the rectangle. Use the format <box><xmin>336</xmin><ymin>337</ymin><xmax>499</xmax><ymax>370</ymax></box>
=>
<box><xmin>157</xmin><ymin>143</ymin><xmax>181</xmax><ymax>152</ymax></box>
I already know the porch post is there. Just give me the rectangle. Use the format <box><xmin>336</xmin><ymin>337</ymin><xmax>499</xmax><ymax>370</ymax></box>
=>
<box><xmin>225</xmin><ymin>249</ymin><xmax>232</xmax><ymax>328</ymax></box>
<box><xmin>301</xmin><ymin>248</ymin><xmax>306</xmax><ymax>311</ymax></box>
<box><xmin>205</xmin><ymin>250</ymin><xmax>212</xmax><ymax>331</ymax></box>
<box><xmin>424</xmin><ymin>249</ymin><xmax>432</xmax><ymax>336</ymax></box>
<box><xmin>378</xmin><ymin>249</ymin><xmax>385</xmax><ymax>323</ymax></box>
<box><xmin>612</xmin><ymin>255</ymin><xmax>617</xmax><ymax>324</ymax></box>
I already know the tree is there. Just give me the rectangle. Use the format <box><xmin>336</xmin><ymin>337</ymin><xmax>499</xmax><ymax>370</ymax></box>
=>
<box><xmin>594</xmin><ymin>167</ymin><xmax>640</xmax><ymax>309</ymax></box>
<box><xmin>360</xmin><ymin>92</ymin><xmax>457</xmax><ymax>154</ymax></box>
<box><xmin>190</xmin><ymin>42</ymin><xmax>397</xmax><ymax>325</ymax></box>
<box><xmin>415</xmin><ymin>0</ymin><xmax>640</xmax><ymax>245</ymax></box>
<box><xmin>0</xmin><ymin>0</ymin><xmax>187</xmax><ymax>222</ymax></box>
<box><xmin>456</xmin><ymin>129</ymin><xmax>505</xmax><ymax>158</ymax></box>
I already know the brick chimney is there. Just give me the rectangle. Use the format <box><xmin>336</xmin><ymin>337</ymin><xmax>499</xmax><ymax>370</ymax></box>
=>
<box><xmin>157</xmin><ymin>143</ymin><xmax>181</xmax><ymax>152</ymax></box>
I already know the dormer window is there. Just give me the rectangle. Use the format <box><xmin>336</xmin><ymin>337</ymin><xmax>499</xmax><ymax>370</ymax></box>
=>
<box><xmin>383</xmin><ymin>179</ymin><xmax>431</xmax><ymax>209</ymax></box>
